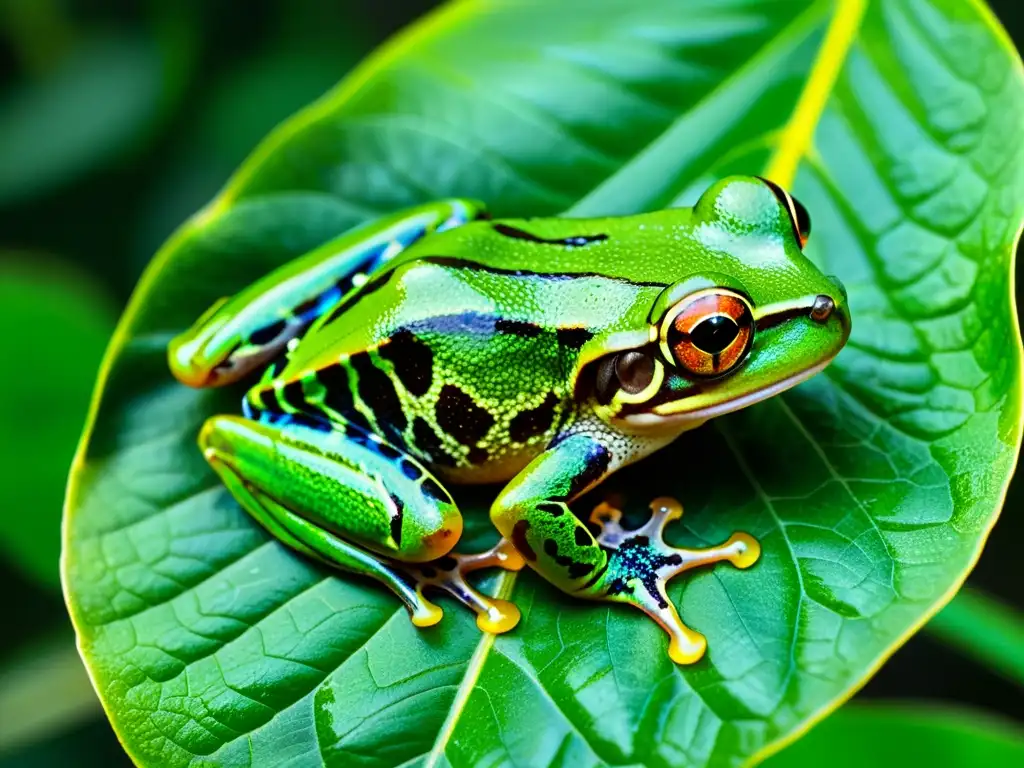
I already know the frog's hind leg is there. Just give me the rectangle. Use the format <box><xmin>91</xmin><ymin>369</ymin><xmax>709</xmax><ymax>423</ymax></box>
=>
<box><xmin>587</xmin><ymin>497</ymin><xmax>760</xmax><ymax>664</ymax></box>
<box><xmin>200</xmin><ymin>412</ymin><xmax>523</xmax><ymax>633</ymax></box>
<box><xmin>208</xmin><ymin>456</ymin><xmax>445</xmax><ymax>628</ymax></box>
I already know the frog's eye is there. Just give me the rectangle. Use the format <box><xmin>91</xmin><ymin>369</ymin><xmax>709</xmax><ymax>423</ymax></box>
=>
<box><xmin>661</xmin><ymin>289</ymin><xmax>754</xmax><ymax>378</ymax></box>
<box><xmin>757</xmin><ymin>176</ymin><xmax>811</xmax><ymax>248</ymax></box>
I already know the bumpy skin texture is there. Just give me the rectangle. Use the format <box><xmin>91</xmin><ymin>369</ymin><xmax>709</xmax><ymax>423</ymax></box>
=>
<box><xmin>169</xmin><ymin>176</ymin><xmax>850</xmax><ymax>663</ymax></box>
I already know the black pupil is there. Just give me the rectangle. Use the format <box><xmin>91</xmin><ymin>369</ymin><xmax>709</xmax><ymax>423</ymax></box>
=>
<box><xmin>691</xmin><ymin>315</ymin><xmax>739</xmax><ymax>354</ymax></box>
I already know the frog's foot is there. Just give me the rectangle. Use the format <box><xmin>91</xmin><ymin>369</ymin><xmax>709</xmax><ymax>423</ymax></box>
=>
<box><xmin>402</xmin><ymin>538</ymin><xmax>527</xmax><ymax>634</ymax></box>
<box><xmin>588</xmin><ymin>496</ymin><xmax>760</xmax><ymax>665</ymax></box>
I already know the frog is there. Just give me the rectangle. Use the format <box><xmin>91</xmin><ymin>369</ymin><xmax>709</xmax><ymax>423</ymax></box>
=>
<box><xmin>168</xmin><ymin>175</ymin><xmax>850</xmax><ymax>664</ymax></box>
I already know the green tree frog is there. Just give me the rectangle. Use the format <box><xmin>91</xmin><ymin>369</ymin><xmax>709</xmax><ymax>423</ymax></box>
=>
<box><xmin>169</xmin><ymin>175</ymin><xmax>850</xmax><ymax>664</ymax></box>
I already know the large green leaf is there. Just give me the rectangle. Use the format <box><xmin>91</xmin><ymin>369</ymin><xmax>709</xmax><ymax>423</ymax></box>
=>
<box><xmin>764</xmin><ymin>702</ymin><xmax>1024</xmax><ymax>767</ymax></box>
<box><xmin>63</xmin><ymin>1</ymin><xmax>1024</xmax><ymax>765</ymax></box>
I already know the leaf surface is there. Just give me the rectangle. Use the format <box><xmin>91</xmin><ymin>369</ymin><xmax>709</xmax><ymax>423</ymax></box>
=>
<box><xmin>764</xmin><ymin>702</ymin><xmax>1024</xmax><ymax>767</ymax></box>
<box><xmin>63</xmin><ymin>1</ymin><xmax>1024</xmax><ymax>765</ymax></box>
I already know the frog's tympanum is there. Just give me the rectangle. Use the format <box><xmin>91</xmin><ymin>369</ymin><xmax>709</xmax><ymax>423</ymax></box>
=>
<box><xmin>169</xmin><ymin>176</ymin><xmax>850</xmax><ymax>664</ymax></box>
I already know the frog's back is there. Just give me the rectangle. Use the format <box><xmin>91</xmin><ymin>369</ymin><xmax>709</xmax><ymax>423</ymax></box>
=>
<box><xmin>265</xmin><ymin>228</ymin><xmax>661</xmax><ymax>482</ymax></box>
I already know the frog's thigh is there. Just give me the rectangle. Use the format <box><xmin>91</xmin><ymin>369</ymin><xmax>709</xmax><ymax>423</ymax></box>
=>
<box><xmin>490</xmin><ymin>433</ymin><xmax>612</xmax><ymax>594</ymax></box>
<box><xmin>199</xmin><ymin>414</ymin><xmax>463</xmax><ymax>564</ymax></box>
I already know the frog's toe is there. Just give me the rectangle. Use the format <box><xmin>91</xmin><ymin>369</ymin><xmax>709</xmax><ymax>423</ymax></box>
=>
<box><xmin>588</xmin><ymin>496</ymin><xmax>761</xmax><ymax>665</ymax></box>
<box><xmin>668</xmin><ymin>630</ymin><xmax>708</xmax><ymax>666</ymax></box>
<box><xmin>588</xmin><ymin>500</ymin><xmax>629</xmax><ymax>545</ymax></box>
<box><xmin>408</xmin><ymin>598</ymin><xmax>444</xmax><ymax>628</ymax></box>
<box><xmin>406</xmin><ymin>538</ymin><xmax>524</xmax><ymax>635</ymax></box>
<box><xmin>726</xmin><ymin>532</ymin><xmax>761</xmax><ymax>569</ymax></box>
<box><xmin>639</xmin><ymin>496</ymin><xmax>685</xmax><ymax>536</ymax></box>
<box><xmin>475</xmin><ymin>597</ymin><xmax>521</xmax><ymax>634</ymax></box>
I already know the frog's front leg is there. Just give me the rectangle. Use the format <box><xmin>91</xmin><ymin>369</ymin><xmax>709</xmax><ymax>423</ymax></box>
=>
<box><xmin>170</xmin><ymin>198</ymin><xmax>486</xmax><ymax>387</ymax></box>
<box><xmin>200</xmin><ymin>413</ymin><xmax>524</xmax><ymax>632</ymax></box>
<box><xmin>491</xmin><ymin>433</ymin><xmax>760</xmax><ymax>664</ymax></box>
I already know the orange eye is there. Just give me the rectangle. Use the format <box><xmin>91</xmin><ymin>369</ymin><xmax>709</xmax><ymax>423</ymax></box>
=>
<box><xmin>663</xmin><ymin>289</ymin><xmax>754</xmax><ymax>378</ymax></box>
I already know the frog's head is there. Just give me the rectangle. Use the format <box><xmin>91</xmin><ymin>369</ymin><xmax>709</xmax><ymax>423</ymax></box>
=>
<box><xmin>589</xmin><ymin>175</ymin><xmax>850</xmax><ymax>431</ymax></box>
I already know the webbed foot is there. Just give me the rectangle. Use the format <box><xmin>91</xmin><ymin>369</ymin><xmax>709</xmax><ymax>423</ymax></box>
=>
<box><xmin>401</xmin><ymin>538</ymin><xmax>527</xmax><ymax>634</ymax></box>
<box><xmin>587</xmin><ymin>496</ymin><xmax>760</xmax><ymax>664</ymax></box>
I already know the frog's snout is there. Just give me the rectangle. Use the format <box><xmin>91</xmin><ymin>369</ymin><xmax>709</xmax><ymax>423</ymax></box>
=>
<box><xmin>808</xmin><ymin>293</ymin><xmax>851</xmax><ymax>340</ymax></box>
<box><xmin>810</xmin><ymin>276</ymin><xmax>851</xmax><ymax>340</ymax></box>
<box><xmin>808</xmin><ymin>292</ymin><xmax>849</xmax><ymax>331</ymax></box>
<box><xmin>827</xmin><ymin>274</ymin><xmax>848</xmax><ymax>303</ymax></box>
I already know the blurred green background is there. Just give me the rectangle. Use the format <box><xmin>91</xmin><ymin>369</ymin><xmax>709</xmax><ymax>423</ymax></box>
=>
<box><xmin>0</xmin><ymin>0</ymin><xmax>1020</xmax><ymax>764</ymax></box>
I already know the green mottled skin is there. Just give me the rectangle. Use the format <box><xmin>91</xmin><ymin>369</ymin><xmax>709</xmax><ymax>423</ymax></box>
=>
<box><xmin>169</xmin><ymin>176</ymin><xmax>851</xmax><ymax>663</ymax></box>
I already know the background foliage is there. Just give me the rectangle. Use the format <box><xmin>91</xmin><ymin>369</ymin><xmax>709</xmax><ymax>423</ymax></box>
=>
<box><xmin>0</xmin><ymin>0</ymin><xmax>1022</xmax><ymax>765</ymax></box>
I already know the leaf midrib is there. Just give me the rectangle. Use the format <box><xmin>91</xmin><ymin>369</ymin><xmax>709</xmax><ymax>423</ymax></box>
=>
<box><xmin>423</xmin><ymin>569</ymin><xmax>518</xmax><ymax>768</ymax></box>
<box><xmin>764</xmin><ymin>0</ymin><xmax>868</xmax><ymax>186</ymax></box>
<box><xmin>567</xmin><ymin>0</ymin><xmax>830</xmax><ymax>218</ymax></box>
